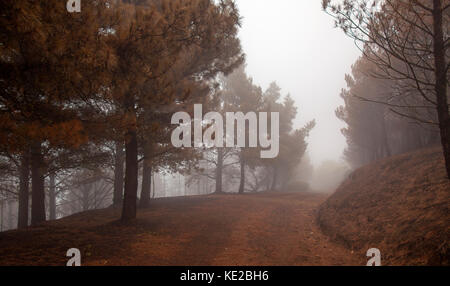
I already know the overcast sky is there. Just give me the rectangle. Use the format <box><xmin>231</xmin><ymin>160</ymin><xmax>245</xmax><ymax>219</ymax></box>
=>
<box><xmin>235</xmin><ymin>0</ymin><xmax>362</xmax><ymax>166</ymax></box>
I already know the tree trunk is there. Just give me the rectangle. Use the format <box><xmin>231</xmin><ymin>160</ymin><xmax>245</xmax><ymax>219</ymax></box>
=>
<box><xmin>49</xmin><ymin>173</ymin><xmax>56</xmax><ymax>220</ymax></box>
<box><xmin>381</xmin><ymin>115</ymin><xmax>391</xmax><ymax>157</ymax></box>
<box><xmin>82</xmin><ymin>186</ymin><xmax>89</xmax><ymax>211</ymax></box>
<box><xmin>215</xmin><ymin>148</ymin><xmax>224</xmax><ymax>193</ymax></box>
<box><xmin>18</xmin><ymin>151</ymin><xmax>30</xmax><ymax>229</ymax></box>
<box><xmin>238</xmin><ymin>153</ymin><xmax>245</xmax><ymax>194</ymax></box>
<box><xmin>7</xmin><ymin>201</ymin><xmax>13</xmax><ymax>230</ymax></box>
<box><xmin>139</xmin><ymin>151</ymin><xmax>152</xmax><ymax>208</ymax></box>
<box><xmin>0</xmin><ymin>200</ymin><xmax>3</xmax><ymax>232</ymax></box>
<box><xmin>152</xmin><ymin>171</ymin><xmax>156</xmax><ymax>198</ymax></box>
<box><xmin>266</xmin><ymin>167</ymin><xmax>271</xmax><ymax>191</ymax></box>
<box><xmin>113</xmin><ymin>141</ymin><xmax>124</xmax><ymax>207</ymax></box>
<box><xmin>31</xmin><ymin>141</ymin><xmax>46</xmax><ymax>225</ymax></box>
<box><xmin>271</xmin><ymin>166</ymin><xmax>278</xmax><ymax>191</ymax></box>
<box><xmin>121</xmin><ymin>127</ymin><xmax>139</xmax><ymax>221</ymax></box>
<box><xmin>433</xmin><ymin>0</ymin><xmax>450</xmax><ymax>179</ymax></box>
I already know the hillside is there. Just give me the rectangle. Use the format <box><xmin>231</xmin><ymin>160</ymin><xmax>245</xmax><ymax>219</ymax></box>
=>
<box><xmin>0</xmin><ymin>192</ymin><xmax>361</xmax><ymax>266</ymax></box>
<box><xmin>318</xmin><ymin>146</ymin><xmax>450</xmax><ymax>265</ymax></box>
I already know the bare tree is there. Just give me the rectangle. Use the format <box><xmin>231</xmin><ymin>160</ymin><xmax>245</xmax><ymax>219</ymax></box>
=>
<box><xmin>323</xmin><ymin>0</ymin><xmax>450</xmax><ymax>178</ymax></box>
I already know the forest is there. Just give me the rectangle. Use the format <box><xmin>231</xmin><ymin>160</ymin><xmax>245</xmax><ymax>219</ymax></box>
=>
<box><xmin>0</xmin><ymin>0</ymin><xmax>448</xmax><ymax>267</ymax></box>
<box><xmin>0</xmin><ymin>0</ymin><xmax>316</xmax><ymax>229</ymax></box>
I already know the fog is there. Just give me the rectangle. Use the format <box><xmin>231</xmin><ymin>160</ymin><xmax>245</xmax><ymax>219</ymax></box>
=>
<box><xmin>236</xmin><ymin>0</ymin><xmax>361</xmax><ymax>166</ymax></box>
<box><xmin>1</xmin><ymin>0</ymin><xmax>448</xmax><ymax>268</ymax></box>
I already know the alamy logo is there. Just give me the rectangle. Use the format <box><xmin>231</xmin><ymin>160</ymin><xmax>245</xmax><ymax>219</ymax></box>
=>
<box><xmin>171</xmin><ymin>104</ymin><xmax>279</xmax><ymax>158</ymax></box>
<box><xmin>66</xmin><ymin>248</ymin><xmax>81</xmax><ymax>266</ymax></box>
<box><xmin>66</xmin><ymin>0</ymin><xmax>81</xmax><ymax>13</ymax></box>
<box><xmin>366</xmin><ymin>248</ymin><xmax>381</xmax><ymax>266</ymax></box>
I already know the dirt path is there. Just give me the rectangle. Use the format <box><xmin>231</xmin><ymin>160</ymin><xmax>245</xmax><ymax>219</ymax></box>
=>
<box><xmin>207</xmin><ymin>192</ymin><xmax>361</xmax><ymax>265</ymax></box>
<box><xmin>0</xmin><ymin>192</ymin><xmax>362</xmax><ymax>265</ymax></box>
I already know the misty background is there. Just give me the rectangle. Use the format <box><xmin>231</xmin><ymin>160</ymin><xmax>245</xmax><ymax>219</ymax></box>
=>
<box><xmin>237</xmin><ymin>0</ymin><xmax>361</xmax><ymax>166</ymax></box>
<box><xmin>236</xmin><ymin>0</ymin><xmax>361</xmax><ymax>189</ymax></box>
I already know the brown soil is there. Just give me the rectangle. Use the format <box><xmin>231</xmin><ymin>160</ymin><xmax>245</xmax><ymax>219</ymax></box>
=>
<box><xmin>318</xmin><ymin>146</ymin><xmax>450</xmax><ymax>265</ymax></box>
<box><xmin>0</xmin><ymin>192</ymin><xmax>362</xmax><ymax>266</ymax></box>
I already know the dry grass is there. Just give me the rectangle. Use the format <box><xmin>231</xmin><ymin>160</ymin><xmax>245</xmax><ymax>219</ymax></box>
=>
<box><xmin>318</xmin><ymin>146</ymin><xmax>450</xmax><ymax>265</ymax></box>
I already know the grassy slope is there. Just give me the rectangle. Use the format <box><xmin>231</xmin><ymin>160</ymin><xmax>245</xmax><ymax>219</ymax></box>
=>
<box><xmin>318</xmin><ymin>146</ymin><xmax>450</xmax><ymax>265</ymax></box>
